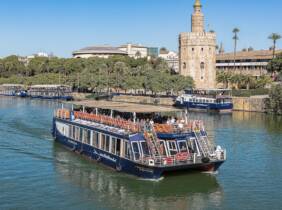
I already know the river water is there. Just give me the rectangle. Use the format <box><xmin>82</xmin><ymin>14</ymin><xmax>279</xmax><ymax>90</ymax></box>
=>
<box><xmin>0</xmin><ymin>97</ymin><xmax>282</xmax><ymax>210</ymax></box>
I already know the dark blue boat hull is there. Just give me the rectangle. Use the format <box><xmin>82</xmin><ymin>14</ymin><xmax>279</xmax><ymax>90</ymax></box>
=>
<box><xmin>30</xmin><ymin>95</ymin><xmax>73</xmax><ymax>101</ymax></box>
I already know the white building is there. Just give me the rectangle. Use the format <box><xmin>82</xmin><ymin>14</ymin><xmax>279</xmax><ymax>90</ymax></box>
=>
<box><xmin>73</xmin><ymin>46</ymin><xmax>128</xmax><ymax>59</ymax></box>
<box><xmin>17</xmin><ymin>52</ymin><xmax>54</xmax><ymax>65</ymax></box>
<box><xmin>159</xmin><ymin>51</ymin><xmax>179</xmax><ymax>73</ymax></box>
<box><xmin>119</xmin><ymin>44</ymin><xmax>148</xmax><ymax>59</ymax></box>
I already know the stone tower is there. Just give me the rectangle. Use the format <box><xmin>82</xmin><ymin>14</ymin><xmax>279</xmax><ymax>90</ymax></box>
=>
<box><xmin>179</xmin><ymin>0</ymin><xmax>216</xmax><ymax>89</ymax></box>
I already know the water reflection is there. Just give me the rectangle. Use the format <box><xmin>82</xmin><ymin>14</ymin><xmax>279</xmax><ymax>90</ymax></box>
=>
<box><xmin>53</xmin><ymin>143</ymin><xmax>223</xmax><ymax>210</ymax></box>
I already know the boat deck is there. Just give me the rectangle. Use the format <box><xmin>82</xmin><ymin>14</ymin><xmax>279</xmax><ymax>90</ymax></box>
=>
<box><xmin>70</xmin><ymin>118</ymin><xmax>130</xmax><ymax>136</ymax></box>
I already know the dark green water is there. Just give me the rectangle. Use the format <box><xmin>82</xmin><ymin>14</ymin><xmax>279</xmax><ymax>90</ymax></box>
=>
<box><xmin>0</xmin><ymin>97</ymin><xmax>282</xmax><ymax>210</ymax></box>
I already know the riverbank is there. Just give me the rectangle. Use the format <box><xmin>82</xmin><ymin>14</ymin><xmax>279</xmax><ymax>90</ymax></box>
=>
<box><xmin>112</xmin><ymin>95</ymin><xmax>270</xmax><ymax>113</ymax></box>
<box><xmin>232</xmin><ymin>95</ymin><xmax>269</xmax><ymax>113</ymax></box>
<box><xmin>1</xmin><ymin>91</ymin><xmax>271</xmax><ymax>113</ymax></box>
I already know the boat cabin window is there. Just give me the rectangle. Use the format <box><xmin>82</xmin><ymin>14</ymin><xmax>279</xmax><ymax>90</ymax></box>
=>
<box><xmin>79</xmin><ymin>128</ymin><xmax>83</xmax><ymax>142</ymax></box>
<box><xmin>101</xmin><ymin>135</ymin><xmax>110</xmax><ymax>152</ymax></box>
<box><xmin>131</xmin><ymin>142</ymin><xmax>141</xmax><ymax>161</ymax></box>
<box><xmin>75</xmin><ymin>127</ymin><xmax>80</xmax><ymax>141</ymax></box>
<box><xmin>116</xmin><ymin>138</ymin><xmax>121</xmax><ymax>156</ymax></box>
<box><xmin>140</xmin><ymin>141</ymin><xmax>150</xmax><ymax>157</ymax></box>
<box><xmin>167</xmin><ymin>141</ymin><xmax>178</xmax><ymax>156</ymax></box>
<box><xmin>105</xmin><ymin>136</ymin><xmax>110</xmax><ymax>152</ymax></box>
<box><xmin>124</xmin><ymin>141</ymin><xmax>131</xmax><ymax>159</ymax></box>
<box><xmin>69</xmin><ymin>125</ymin><xmax>73</xmax><ymax>139</ymax></box>
<box><xmin>159</xmin><ymin>141</ymin><xmax>167</xmax><ymax>156</ymax></box>
<box><xmin>101</xmin><ymin>134</ymin><xmax>106</xmax><ymax>150</ymax></box>
<box><xmin>111</xmin><ymin>137</ymin><xmax>117</xmax><ymax>154</ymax></box>
<box><xmin>84</xmin><ymin>129</ymin><xmax>91</xmax><ymax>145</ymax></box>
<box><xmin>178</xmin><ymin>141</ymin><xmax>188</xmax><ymax>153</ymax></box>
<box><xmin>92</xmin><ymin>132</ymin><xmax>99</xmax><ymax>148</ymax></box>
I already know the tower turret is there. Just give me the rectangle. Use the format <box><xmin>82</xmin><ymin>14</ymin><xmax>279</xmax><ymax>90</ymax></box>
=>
<box><xmin>191</xmin><ymin>0</ymin><xmax>204</xmax><ymax>33</ymax></box>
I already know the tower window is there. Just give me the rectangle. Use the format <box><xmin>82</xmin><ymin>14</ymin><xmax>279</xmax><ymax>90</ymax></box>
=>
<box><xmin>183</xmin><ymin>62</ymin><xmax>187</xmax><ymax>69</ymax></box>
<box><xmin>201</xmin><ymin>48</ymin><xmax>204</xmax><ymax>52</ymax></box>
<box><xmin>192</xmin><ymin>48</ymin><xmax>194</xmax><ymax>52</ymax></box>
<box><xmin>200</xmin><ymin>62</ymin><xmax>205</xmax><ymax>80</ymax></box>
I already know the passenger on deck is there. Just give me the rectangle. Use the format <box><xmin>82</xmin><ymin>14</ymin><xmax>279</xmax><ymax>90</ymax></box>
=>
<box><xmin>178</xmin><ymin>122</ymin><xmax>184</xmax><ymax>129</ymax></box>
<box><xmin>167</xmin><ymin>117</ymin><xmax>171</xmax><ymax>124</ymax></box>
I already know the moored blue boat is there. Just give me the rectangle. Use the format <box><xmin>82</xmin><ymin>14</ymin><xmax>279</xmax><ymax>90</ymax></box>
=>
<box><xmin>52</xmin><ymin>101</ymin><xmax>226</xmax><ymax>179</ymax></box>
<box><xmin>175</xmin><ymin>89</ymin><xmax>233</xmax><ymax>113</ymax></box>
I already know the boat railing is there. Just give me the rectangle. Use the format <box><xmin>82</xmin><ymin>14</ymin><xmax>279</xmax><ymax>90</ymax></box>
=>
<box><xmin>136</xmin><ymin>149</ymin><xmax>226</xmax><ymax>167</ymax></box>
<box><xmin>55</xmin><ymin>109</ymin><xmax>71</xmax><ymax>120</ymax></box>
<box><xmin>135</xmin><ymin>152</ymin><xmax>201</xmax><ymax>167</ymax></box>
<box><xmin>55</xmin><ymin>109</ymin><xmax>206</xmax><ymax>135</ymax></box>
<box><xmin>74</xmin><ymin>111</ymin><xmax>144</xmax><ymax>133</ymax></box>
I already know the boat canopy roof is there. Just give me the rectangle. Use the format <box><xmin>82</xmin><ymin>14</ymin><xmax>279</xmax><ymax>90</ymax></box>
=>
<box><xmin>67</xmin><ymin>100</ymin><xmax>180</xmax><ymax>114</ymax></box>
<box><xmin>30</xmin><ymin>85</ymin><xmax>71</xmax><ymax>88</ymax></box>
<box><xmin>185</xmin><ymin>88</ymin><xmax>232</xmax><ymax>95</ymax></box>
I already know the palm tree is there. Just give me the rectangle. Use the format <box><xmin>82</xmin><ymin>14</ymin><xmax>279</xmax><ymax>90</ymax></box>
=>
<box><xmin>232</xmin><ymin>28</ymin><xmax>240</xmax><ymax>70</ymax></box>
<box><xmin>216</xmin><ymin>72</ymin><xmax>231</xmax><ymax>88</ymax></box>
<box><xmin>268</xmin><ymin>33</ymin><xmax>282</xmax><ymax>59</ymax></box>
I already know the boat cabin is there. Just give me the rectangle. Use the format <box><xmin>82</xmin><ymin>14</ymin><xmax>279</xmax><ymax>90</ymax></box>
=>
<box><xmin>28</xmin><ymin>85</ymin><xmax>73</xmax><ymax>100</ymax></box>
<box><xmin>0</xmin><ymin>84</ymin><xmax>25</xmax><ymax>96</ymax></box>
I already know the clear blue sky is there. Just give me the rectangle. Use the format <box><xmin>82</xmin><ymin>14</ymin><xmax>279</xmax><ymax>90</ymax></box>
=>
<box><xmin>0</xmin><ymin>0</ymin><xmax>281</xmax><ymax>58</ymax></box>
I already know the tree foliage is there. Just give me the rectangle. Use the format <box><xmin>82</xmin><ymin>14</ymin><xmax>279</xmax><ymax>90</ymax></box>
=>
<box><xmin>0</xmin><ymin>55</ymin><xmax>194</xmax><ymax>95</ymax></box>
<box><xmin>216</xmin><ymin>71</ymin><xmax>272</xmax><ymax>90</ymax></box>
<box><xmin>266</xmin><ymin>84</ymin><xmax>282</xmax><ymax>115</ymax></box>
<box><xmin>267</xmin><ymin>53</ymin><xmax>282</xmax><ymax>73</ymax></box>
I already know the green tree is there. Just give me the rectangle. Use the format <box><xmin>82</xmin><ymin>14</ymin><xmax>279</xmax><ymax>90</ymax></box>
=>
<box><xmin>267</xmin><ymin>84</ymin><xmax>282</xmax><ymax>115</ymax></box>
<box><xmin>1</xmin><ymin>56</ymin><xmax>26</xmax><ymax>77</ymax></box>
<box><xmin>267</xmin><ymin>53</ymin><xmax>282</xmax><ymax>81</ymax></box>
<box><xmin>113</xmin><ymin>61</ymin><xmax>129</xmax><ymax>92</ymax></box>
<box><xmin>216</xmin><ymin>72</ymin><xmax>232</xmax><ymax>88</ymax></box>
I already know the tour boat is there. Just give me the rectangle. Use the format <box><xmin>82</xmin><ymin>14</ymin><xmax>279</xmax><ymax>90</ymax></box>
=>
<box><xmin>0</xmin><ymin>84</ymin><xmax>25</xmax><ymax>97</ymax></box>
<box><xmin>52</xmin><ymin>101</ymin><xmax>226</xmax><ymax>179</ymax></box>
<box><xmin>28</xmin><ymin>85</ymin><xmax>73</xmax><ymax>101</ymax></box>
<box><xmin>174</xmin><ymin>89</ymin><xmax>233</xmax><ymax>113</ymax></box>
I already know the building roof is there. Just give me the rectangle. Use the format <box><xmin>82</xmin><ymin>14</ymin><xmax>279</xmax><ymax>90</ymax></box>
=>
<box><xmin>73</xmin><ymin>46</ymin><xmax>128</xmax><ymax>55</ymax></box>
<box><xmin>119</xmin><ymin>44</ymin><xmax>148</xmax><ymax>49</ymax></box>
<box><xmin>68</xmin><ymin>100</ymin><xmax>180</xmax><ymax>114</ymax></box>
<box><xmin>217</xmin><ymin>49</ymin><xmax>282</xmax><ymax>61</ymax></box>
